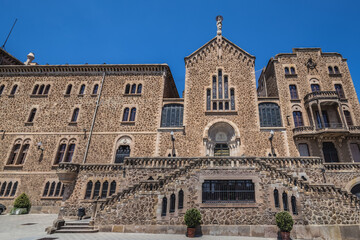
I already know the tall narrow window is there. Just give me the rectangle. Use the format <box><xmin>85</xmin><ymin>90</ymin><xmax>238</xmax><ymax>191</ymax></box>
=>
<box><xmin>335</xmin><ymin>84</ymin><xmax>345</xmax><ymax>98</ymax></box>
<box><xmin>101</xmin><ymin>181</ymin><xmax>109</xmax><ymax>199</ymax></box>
<box><xmin>219</xmin><ymin>102</ymin><xmax>223</xmax><ymax>110</ymax></box>
<box><xmin>170</xmin><ymin>193</ymin><xmax>176</xmax><ymax>213</ymax></box>
<box><xmin>328</xmin><ymin>66</ymin><xmax>334</xmax><ymax>74</ymax></box>
<box><xmin>218</xmin><ymin>70</ymin><xmax>223</xmax><ymax>99</ymax></box>
<box><xmin>225</xmin><ymin>102</ymin><xmax>229</xmax><ymax>110</ymax></box>
<box><xmin>79</xmin><ymin>84</ymin><xmax>85</xmax><ymax>95</ymax></box>
<box><xmin>284</xmin><ymin>67</ymin><xmax>289</xmax><ymax>74</ymax></box>
<box><xmin>66</xmin><ymin>84</ymin><xmax>72</xmax><ymax>95</ymax></box>
<box><xmin>17</xmin><ymin>144</ymin><xmax>29</xmax><ymax>165</ymax></box>
<box><xmin>334</xmin><ymin>66</ymin><xmax>340</xmax><ymax>74</ymax></box>
<box><xmin>206</xmin><ymin>89</ymin><xmax>211</xmax><ymax>110</ymax></box>
<box><xmin>10</xmin><ymin>85</ymin><xmax>18</xmax><ymax>95</ymax></box>
<box><xmin>291</xmin><ymin>196</ymin><xmax>297</xmax><ymax>215</ymax></box>
<box><xmin>122</xmin><ymin>108</ymin><xmax>129</xmax><ymax>121</ymax></box>
<box><xmin>0</xmin><ymin>182</ymin><xmax>6</xmax><ymax>196</ymax></box>
<box><xmin>54</xmin><ymin>182</ymin><xmax>62</xmax><ymax>196</ymax></box>
<box><xmin>298</xmin><ymin>143</ymin><xmax>310</xmax><ymax>156</ymax></box>
<box><xmin>178</xmin><ymin>189</ymin><xmax>184</xmax><ymax>209</ymax></box>
<box><xmin>43</xmin><ymin>182</ymin><xmax>50</xmax><ymax>197</ymax></box>
<box><xmin>71</xmin><ymin>108</ymin><xmax>79</xmax><ymax>122</ymax></box>
<box><xmin>60</xmin><ymin>184</ymin><xmax>65</xmax><ymax>196</ymax></box>
<box><xmin>290</xmin><ymin>67</ymin><xmax>296</xmax><ymax>74</ymax></box>
<box><xmin>10</xmin><ymin>182</ymin><xmax>18</xmax><ymax>196</ymax></box>
<box><xmin>224</xmin><ymin>76</ymin><xmax>229</xmax><ymax>98</ymax></box>
<box><xmin>0</xmin><ymin>84</ymin><xmax>5</xmax><ymax>96</ymax></box>
<box><xmin>32</xmin><ymin>85</ymin><xmax>39</xmax><ymax>95</ymax></box>
<box><xmin>93</xmin><ymin>84</ymin><xmax>99</xmax><ymax>94</ymax></box>
<box><xmin>65</xmin><ymin>144</ymin><xmax>75</xmax><ymax>162</ymax></box>
<box><xmin>344</xmin><ymin>110</ymin><xmax>353</xmax><ymax>126</ymax></box>
<box><xmin>38</xmin><ymin>85</ymin><xmax>45</xmax><ymax>95</ymax></box>
<box><xmin>137</xmin><ymin>84</ymin><xmax>142</xmax><ymax>94</ymax></box>
<box><xmin>311</xmin><ymin>84</ymin><xmax>320</xmax><ymax>92</ymax></box>
<box><xmin>274</xmin><ymin>189</ymin><xmax>279</xmax><ymax>208</ymax></box>
<box><xmin>131</xmin><ymin>84</ymin><xmax>136</xmax><ymax>94</ymax></box>
<box><xmin>55</xmin><ymin>144</ymin><xmax>66</xmax><ymax>164</ymax></box>
<box><xmin>28</xmin><ymin>108</ymin><xmax>37</xmax><ymax>123</ymax></box>
<box><xmin>85</xmin><ymin>181</ymin><xmax>93</xmax><ymax>199</ymax></box>
<box><xmin>289</xmin><ymin>85</ymin><xmax>298</xmax><ymax>99</ymax></box>
<box><xmin>44</xmin><ymin>85</ymin><xmax>50</xmax><ymax>95</ymax></box>
<box><xmin>125</xmin><ymin>84</ymin><xmax>130</xmax><ymax>94</ymax></box>
<box><xmin>293</xmin><ymin>111</ymin><xmax>303</xmax><ymax>127</ymax></box>
<box><xmin>161</xmin><ymin>196</ymin><xmax>167</xmax><ymax>216</ymax></box>
<box><xmin>8</xmin><ymin>144</ymin><xmax>21</xmax><ymax>165</ymax></box>
<box><xmin>93</xmin><ymin>181</ymin><xmax>101</xmax><ymax>199</ymax></box>
<box><xmin>130</xmin><ymin>108</ymin><xmax>136</xmax><ymax>121</ymax></box>
<box><xmin>213</xmin><ymin>102</ymin><xmax>217</xmax><ymax>110</ymax></box>
<box><xmin>282</xmin><ymin>192</ymin><xmax>288</xmax><ymax>211</ymax></box>
<box><xmin>49</xmin><ymin>181</ymin><xmax>56</xmax><ymax>196</ymax></box>
<box><xmin>212</xmin><ymin>76</ymin><xmax>217</xmax><ymax>99</ymax></box>
<box><xmin>350</xmin><ymin>143</ymin><xmax>360</xmax><ymax>162</ymax></box>
<box><xmin>5</xmin><ymin>182</ymin><xmax>12</xmax><ymax>197</ymax></box>
<box><xmin>109</xmin><ymin>180</ymin><xmax>116</xmax><ymax>195</ymax></box>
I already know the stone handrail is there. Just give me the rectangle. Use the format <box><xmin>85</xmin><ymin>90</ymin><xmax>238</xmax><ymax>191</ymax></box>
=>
<box><xmin>324</xmin><ymin>163</ymin><xmax>360</xmax><ymax>171</ymax></box>
<box><xmin>260</xmin><ymin>157</ymin><xmax>323</xmax><ymax>168</ymax></box>
<box><xmin>293</xmin><ymin>126</ymin><xmax>314</xmax><ymax>134</ymax></box>
<box><xmin>349</xmin><ymin>126</ymin><xmax>360</xmax><ymax>132</ymax></box>
<box><xmin>79</xmin><ymin>164</ymin><xmax>123</xmax><ymax>171</ymax></box>
<box><xmin>304</xmin><ymin>91</ymin><xmax>339</xmax><ymax>103</ymax></box>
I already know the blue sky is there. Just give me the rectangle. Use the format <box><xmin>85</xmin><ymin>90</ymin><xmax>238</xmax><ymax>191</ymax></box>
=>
<box><xmin>1</xmin><ymin>0</ymin><xmax>359</xmax><ymax>98</ymax></box>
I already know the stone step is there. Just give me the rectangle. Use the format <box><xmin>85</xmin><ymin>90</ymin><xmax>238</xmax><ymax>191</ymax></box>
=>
<box><xmin>61</xmin><ymin>225</ymin><xmax>94</xmax><ymax>230</ymax></box>
<box><xmin>65</xmin><ymin>221</ymin><xmax>90</xmax><ymax>226</ymax></box>
<box><xmin>54</xmin><ymin>229</ymin><xmax>99</xmax><ymax>233</ymax></box>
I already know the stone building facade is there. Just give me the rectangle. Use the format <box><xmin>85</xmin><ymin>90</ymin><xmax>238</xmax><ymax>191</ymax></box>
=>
<box><xmin>0</xmin><ymin>17</ymin><xmax>360</xmax><ymax>239</ymax></box>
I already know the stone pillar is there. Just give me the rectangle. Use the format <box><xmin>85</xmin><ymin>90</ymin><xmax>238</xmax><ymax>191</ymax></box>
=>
<box><xmin>308</xmin><ymin>104</ymin><xmax>316</xmax><ymax>128</ymax></box>
<box><xmin>337</xmin><ymin>103</ymin><xmax>347</xmax><ymax>129</ymax></box>
<box><xmin>317</xmin><ymin>102</ymin><xmax>325</xmax><ymax>129</ymax></box>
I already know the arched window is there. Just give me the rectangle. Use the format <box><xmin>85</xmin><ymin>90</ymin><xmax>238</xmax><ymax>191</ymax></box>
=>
<box><xmin>230</xmin><ymin>88</ymin><xmax>235</xmax><ymax>110</ymax></box>
<box><xmin>71</xmin><ymin>108</ymin><xmax>79</xmax><ymax>122</ymax></box>
<box><xmin>334</xmin><ymin>66</ymin><xmax>340</xmax><ymax>74</ymax></box>
<box><xmin>218</xmin><ymin>70</ymin><xmax>223</xmax><ymax>99</ymax></box>
<box><xmin>213</xmin><ymin>102</ymin><xmax>217</xmax><ymax>110</ymax></box>
<box><xmin>344</xmin><ymin>110</ymin><xmax>353</xmax><ymax>126</ymax></box>
<box><xmin>79</xmin><ymin>84</ymin><xmax>85</xmax><ymax>95</ymax></box>
<box><xmin>282</xmin><ymin>192</ymin><xmax>288</xmax><ymax>211</ymax></box>
<box><xmin>224</xmin><ymin>76</ymin><xmax>229</xmax><ymax>98</ymax></box>
<box><xmin>54</xmin><ymin>182</ymin><xmax>62</xmax><ymax>196</ymax></box>
<box><xmin>49</xmin><ymin>181</ymin><xmax>56</xmax><ymax>196</ymax></box>
<box><xmin>289</xmin><ymin>85</ymin><xmax>298</xmax><ymax>99</ymax></box>
<box><xmin>293</xmin><ymin>111</ymin><xmax>303</xmax><ymax>127</ymax></box>
<box><xmin>44</xmin><ymin>85</ymin><xmax>50</xmax><ymax>95</ymax></box>
<box><xmin>101</xmin><ymin>181</ymin><xmax>109</xmax><ymax>198</ymax></box>
<box><xmin>84</xmin><ymin>181</ymin><xmax>93</xmax><ymax>199</ymax></box>
<box><xmin>178</xmin><ymin>189</ymin><xmax>184</xmax><ymax>209</ymax></box>
<box><xmin>17</xmin><ymin>144</ymin><xmax>30</xmax><ymax>165</ymax></box>
<box><xmin>335</xmin><ymin>84</ymin><xmax>345</xmax><ymax>98</ymax></box>
<box><xmin>322</xmin><ymin>142</ymin><xmax>339</xmax><ymax>162</ymax></box>
<box><xmin>212</xmin><ymin>76</ymin><xmax>217</xmax><ymax>99</ymax></box>
<box><xmin>11</xmin><ymin>182</ymin><xmax>18</xmax><ymax>196</ymax></box>
<box><xmin>351</xmin><ymin>184</ymin><xmax>360</xmax><ymax>199</ymax></box>
<box><xmin>65</xmin><ymin>144</ymin><xmax>75</xmax><ymax>162</ymax></box>
<box><xmin>60</xmin><ymin>184</ymin><xmax>65</xmax><ymax>196</ymax></box>
<box><xmin>161</xmin><ymin>196</ymin><xmax>167</xmax><ymax>216</ymax></box>
<box><xmin>28</xmin><ymin>108</ymin><xmax>37</xmax><ymax>123</ymax></box>
<box><xmin>311</xmin><ymin>84</ymin><xmax>320</xmax><ymax>92</ymax></box>
<box><xmin>5</xmin><ymin>182</ymin><xmax>12</xmax><ymax>196</ymax></box>
<box><xmin>109</xmin><ymin>180</ymin><xmax>116</xmax><ymax>195</ymax></box>
<box><xmin>38</xmin><ymin>85</ymin><xmax>45</xmax><ymax>95</ymax></box>
<box><xmin>10</xmin><ymin>84</ymin><xmax>18</xmax><ymax>95</ymax></box>
<box><xmin>129</xmin><ymin>108</ymin><xmax>136</xmax><ymax>121</ymax></box>
<box><xmin>0</xmin><ymin>84</ymin><xmax>5</xmax><ymax>96</ymax></box>
<box><xmin>284</xmin><ymin>67</ymin><xmax>289</xmax><ymax>74</ymax></box>
<box><xmin>259</xmin><ymin>103</ymin><xmax>282</xmax><ymax>127</ymax></box>
<box><xmin>350</xmin><ymin>143</ymin><xmax>360</xmax><ymax>162</ymax></box>
<box><xmin>122</xmin><ymin>108</ymin><xmax>129</xmax><ymax>121</ymax></box>
<box><xmin>0</xmin><ymin>182</ymin><xmax>6</xmax><ymax>196</ymax></box>
<box><xmin>8</xmin><ymin>144</ymin><xmax>21</xmax><ymax>165</ymax></box>
<box><xmin>125</xmin><ymin>84</ymin><xmax>130</xmax><ymax>94</ymax></box>
<box><xmin>137</xmin><ymin>84</ymin><xmax>142</xmax><ymax>94</ymax></box>
<box><xmin>66</xmin><ymin>84</ymin><xmax>72</xmax><ymax>95</ymax></box>
<box><xmin>290</xmin><ymin>67</ymin><xmax>296</xmax><ymax>75</ymax></box>
<box><xmin>115</xmin><ymin>145</ymin><xmax>130</xmax><ymax>163</ymax></box>
<box><xmin>170</xmin><ymin>193</ymin><xmax>176</xmax><ymax>213</ymax></box>
<box><xmin>43</xmin><ymin>182</ymin><xmax>50</xmax><ymax>197</ymax></box>
<box><xmin>274</xmin><ymin>189</ymin><xmax>279</xmax><ymax>208</ymax></box>
<box><xmin>93</xmin><ymin>181</ymin><xmax>101</xmax><ymax>199</ymax></box>
<box><xmin>32</xmin><ymin>85</ymin><xmax>39</xmax><ymax>95</ymax></box>
<box><xmin>161</xmin><ymin>104</ymin><xmax>184</xmax><ymax>127</ymax></box>
<box><xmin>55</xmin><ymin>144</ymin><xmax>67</xmax><ymax>164</ymax></box>
<box><xmin>291</xmin><ymin>196</ymin><xmax>297</xmax><ymax>215</ymax></box>
<box><xmin>328</xmin><ymin>66</ymin><xmax>334</xmax><ymax>74</ymax></box>
<box><xmin>131</xmin><ymin>84</ymin><xmax>136</xmax><ymax>94</ymax></box>
<box><xmin>225</xmin><ymin>102</ymin><xmax>229</xmax><ymax>110</ymax></box>
<box><xmin>206</xmin><ymin>89</ymin><xmax>211</xmax><ymax>111</ymax></box>
<box><xmin>298</xmin><ymin>143</ymin><xmax>310</xmax><ymax>156</ymax></box>
<box><xmin>219</xmin><ymin>102</ymin><xmax>223</xmax><ymax>110</ymax></box>
<box><xmin>92</xmin><ymin>84</ymin><xmax>99</xmax><ymax>94</ymax></box>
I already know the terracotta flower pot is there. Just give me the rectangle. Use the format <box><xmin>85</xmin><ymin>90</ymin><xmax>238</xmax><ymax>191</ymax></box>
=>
<box><xmin>280</xmin><ymin>231</ymin><xmax>290</xmax><ymax>240</ymax></box>
<box><xmin>187</xmin><ymin>227</ymin><xmax>196</xmax><ymax>238</ymax></box>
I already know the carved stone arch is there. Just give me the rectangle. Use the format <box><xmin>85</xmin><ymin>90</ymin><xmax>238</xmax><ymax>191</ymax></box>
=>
<box><xmin>291</xmin><ymin>104</ymin><xmax>302</xmax><ymax>112</ymax></box>
<box><xmin>112</xmin><ymin>135</ymin><xmax>134</xmax><ymax>163</ymax></box>
<box><xmin>345</xmin><ymin>177</ymin><xmax>360</xmax><ymax>194</ymax></box>
<box><xmin>309</xmin><ymin>78</ymin><xmax>320</xmax><ymax>84</ymax></box>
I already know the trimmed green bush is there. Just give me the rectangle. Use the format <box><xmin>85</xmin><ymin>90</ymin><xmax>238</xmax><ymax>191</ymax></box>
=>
<box><xmin>275</xmin><ymin>211</ymin><xmax>294</xmax><ymax>232</ymax></box>
<box><xmin>10</xmin><ymin>207</ymin><xmax>28</xmax><ymax>215</ymax></box>
<box><xmin>184</xmin><ymin>208</ymin><xmax>201</xmax><ymax>228</ymax></box>
<box><xmin>13</xmin><ymin>193</ymin><xmax>31</xmax><ymax>212</ymax></box>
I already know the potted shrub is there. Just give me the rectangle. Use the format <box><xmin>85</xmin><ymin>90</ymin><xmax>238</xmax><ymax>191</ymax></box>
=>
<box><xmin>10</xmin><ymin>193</ymin><xmax>31</xmax><ymax>215</ymax></box>
<box><xmin>184</xmin><ymin>208</ymin><xmax>201</xmax><ymax>238</ymax></box>
<box><xmin>275</xmin><ymin>211</ymin><xmax>294</xmax><ymax>240</ymax></box>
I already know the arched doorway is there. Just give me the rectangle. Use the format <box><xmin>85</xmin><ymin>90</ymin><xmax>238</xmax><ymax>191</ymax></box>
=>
<box><xmin>203</xmin><ymin>121</ymin><xmax>240</xmax><ymax>156</ymax></box>
<box><xmin>351</xmin><ymin>184</ymin><xmax>360</xmax><ymax>199</ymax></box>
<box><xmin>322</xmin><ymin>142</ymin><xmax>339</xmax><ymax>162</ymax></box>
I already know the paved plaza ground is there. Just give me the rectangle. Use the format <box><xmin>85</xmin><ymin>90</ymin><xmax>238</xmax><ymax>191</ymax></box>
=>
<box><xmin>0</xmin><ymin>214</ymin><xmax>278</xmax><ymax>240</ymax></box>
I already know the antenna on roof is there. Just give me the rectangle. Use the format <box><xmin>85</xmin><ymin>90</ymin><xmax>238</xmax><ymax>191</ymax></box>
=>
<box><xmin>2</xmin><ymin>18</ymin><xmax>18</xmax><ymax>49</ymax></box>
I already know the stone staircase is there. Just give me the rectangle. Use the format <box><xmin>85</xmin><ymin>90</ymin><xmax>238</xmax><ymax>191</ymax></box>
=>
<box><xmin>54</xmin><ymin>220</ymin><xmax>98</xmax><ymax>233</ymax></box>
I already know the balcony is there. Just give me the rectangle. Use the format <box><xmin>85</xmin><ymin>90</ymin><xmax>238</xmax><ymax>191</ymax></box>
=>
<box><xmin>293</xmin><ymin>124</ymin><xmax>360</xmax><ymax>137</ymax></box>
<box><xmin>304</xmin><ymin>91</ymin><xmax>339</xmax><ymax>105</ymax></box>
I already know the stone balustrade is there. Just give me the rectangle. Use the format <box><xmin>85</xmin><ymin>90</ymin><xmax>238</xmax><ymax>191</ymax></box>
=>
<box><xmin>324</xmin><ymin>163</ymin><xmax>360</xmax><ymax>171</ymax></box>
<box><xmin>304</xmin><ymin>91</ymin><xmax>339</xmax><ymax>103</ymax></box>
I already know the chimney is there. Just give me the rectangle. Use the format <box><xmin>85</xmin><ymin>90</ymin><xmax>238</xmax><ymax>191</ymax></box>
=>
<box><xmin>24</xmin><ymin>52</ymin><xmax>37</xmax><ymax>65</ymax></box>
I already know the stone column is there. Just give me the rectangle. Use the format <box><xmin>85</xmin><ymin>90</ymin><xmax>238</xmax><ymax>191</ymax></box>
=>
<box><xmin>337</xmin><ymin>103</ymin><xmax>347</xmax><ymax>129</ymax></box>
<box><xmin>317</xmin><ymin>102</ymin><xmax>325</xmax><ymax>129</ymax></box>
<box><xmin>308</xmin><ymin>104</ymin><xmax>316</xmax><ymax>129</ymax></box>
